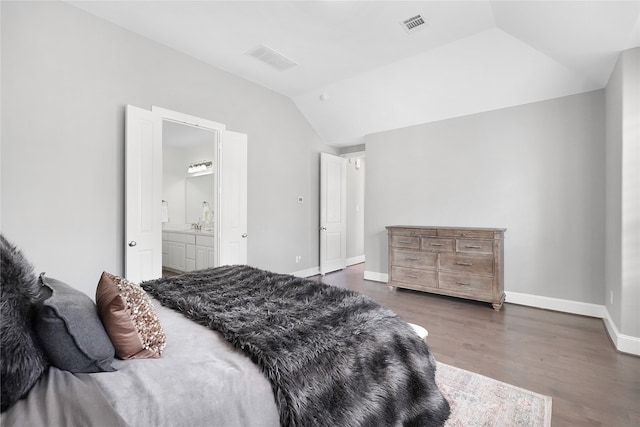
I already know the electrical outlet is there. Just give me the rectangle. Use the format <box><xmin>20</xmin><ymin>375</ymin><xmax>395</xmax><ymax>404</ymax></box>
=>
<box><xmin>295</xmin><ymin>255</ymin><xmax>302</xmax><ymax>263</ymax></box>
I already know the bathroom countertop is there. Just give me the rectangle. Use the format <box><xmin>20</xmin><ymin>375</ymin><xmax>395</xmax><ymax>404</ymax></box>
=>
<box><xmin>162</xmin><ymin>228</ymin><xmax>214</xmax><ymax>236</ymax></box>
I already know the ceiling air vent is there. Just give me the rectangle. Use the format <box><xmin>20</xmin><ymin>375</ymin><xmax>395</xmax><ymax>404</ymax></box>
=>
<box><xmin>246</xmin><ymin>44</ymin><xmax>297</xmax><ymax>72</ymax></box>
<box><xmin>401</xmin><ymin>14</ymin><xmax>427</xmax><ymax>34</ymax></box>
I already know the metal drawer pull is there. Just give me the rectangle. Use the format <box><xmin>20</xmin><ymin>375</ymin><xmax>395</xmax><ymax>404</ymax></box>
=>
<box><xmin>407</xmin><ymin>275</ymin><xmax>419</xmax><ymax>279</ymax></box>
<box><xmin>457</xmin><ymin>281</ymin><xmax>472</xmax><ymax>286</ymax></box>
<box><xmin>465</xmin><ymin>245</ymin><xmax>482</xmax><ymax>249</ymax></box>
<box><xmin>456</xmin><ymin>262</ymin><xmax>473</xmax><ymax>266</ymax></box>
<box><xmin>406</xmin><ymin>257</ymin><xmax>420</xmax><ymax>261</ymax></box>
<box><xmin>399</xmin><ymin>240</ymin><xmax>413</xmax><ymax>244</ymax></box>
<box><xmin>429</xmin><ymin>243</ymin><xmax>444</xmax><ymax>246</ymax></box>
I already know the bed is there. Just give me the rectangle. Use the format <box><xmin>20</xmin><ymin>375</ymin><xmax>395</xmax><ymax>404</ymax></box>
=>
<box><xmin>1</xmin><ymin>236</ymin><xmax>450</xmax><ymax>426</ymax></box>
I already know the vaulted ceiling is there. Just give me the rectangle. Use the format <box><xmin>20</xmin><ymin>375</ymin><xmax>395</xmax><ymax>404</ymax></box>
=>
<box><xmin>68</xmin><ymin>1</ymin><xmax>640</xmax><ymax>147</ymax></box>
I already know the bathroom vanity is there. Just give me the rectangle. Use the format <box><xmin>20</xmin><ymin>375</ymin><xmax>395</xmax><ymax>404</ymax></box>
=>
<box><xmin>162</xmin><ymin>230</ymin><xmax>215</xmax><ymax>273</ymax></box>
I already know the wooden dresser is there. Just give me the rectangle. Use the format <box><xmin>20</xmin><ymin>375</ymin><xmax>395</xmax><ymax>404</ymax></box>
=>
<box><xmin>386</xmin><ymin>226</ymin><xmax>506</xmax><ymax>310</ymax></box>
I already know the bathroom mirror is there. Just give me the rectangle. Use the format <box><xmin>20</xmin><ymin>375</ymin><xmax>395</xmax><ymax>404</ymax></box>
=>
<box><xmin>186</xmin><ymin>174</ymin><xmax>215</xmax><ymax>228</ymax></box>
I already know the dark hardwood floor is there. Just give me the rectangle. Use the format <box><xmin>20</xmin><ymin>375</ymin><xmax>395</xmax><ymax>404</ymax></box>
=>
<box><xmin>314</xmin><ymin>264</ymin><xmax>640</xmax><ymax>427</ymax></box>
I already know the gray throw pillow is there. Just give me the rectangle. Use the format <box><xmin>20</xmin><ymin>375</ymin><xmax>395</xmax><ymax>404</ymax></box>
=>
<box><xmin>35</xmin><ymin>274</ymin><xmax>116</xmax><ymax>373</ymax></box>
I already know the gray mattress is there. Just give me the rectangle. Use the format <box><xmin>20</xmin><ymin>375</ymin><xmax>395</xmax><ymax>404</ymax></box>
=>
<box><xmin>1</xmin><ymin>299</ymin><xmax>280</xmax><ymax>427</ymax></box>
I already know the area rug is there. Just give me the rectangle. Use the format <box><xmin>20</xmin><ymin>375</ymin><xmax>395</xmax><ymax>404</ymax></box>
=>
<box><xmin>435</xmin><ymin>362</ymin><xmax>552</xmax><ymax>427</ymax></box>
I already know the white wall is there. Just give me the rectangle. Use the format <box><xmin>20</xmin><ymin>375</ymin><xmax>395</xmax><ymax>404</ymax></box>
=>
<box><xmin>605</xmin><ymin>51</ymin><xmax>624</xmax><ymax>331</ymax></box>
<box><xmin>365</xmin><ymin>90</ymin><xmax>606</xmax><ymax>305</ymax></box>
<box><xmin>620</xmin><ymin>48</ymin><xmax>640</xmax><ymax>338</ymax></box>
<box><xmin>605</xmin><ymin>47</ymin><xmax>640</xmax><ymax>340</ymax></box>
<box><xmin>0</xmin><ymin>1</ymin><xmax>336</xmax><ymax>297</ymax></box>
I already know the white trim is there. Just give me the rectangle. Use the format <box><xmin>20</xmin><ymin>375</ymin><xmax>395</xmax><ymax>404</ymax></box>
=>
<box><xmin>505</xmin><ymin>291</ymin><xmax>606</xmax><ymax>318</ymax></box>
<box><xmin>346</xmin><ymin>255</ymin><xmax>365</xmax><ymax>266</ymax></box>
<box><xmin>364</xmin><ymin>271</ymin><xmax>388</xmax><ymax>283</ymax></box>
<box><xmin>602</xmin><ymin>308</ymin><xmax>640</xmax><ymax>356</ymax></box>
<box><xmin>152</xmin><ymin>106</ymin><xmax>226</xmax><ymax>131</ymax></box>
<box><xmin>291</xmin><ymin>266</ymin><xmax>320</xmax><ymax>278</ymax></box>
<box><xmin>506</xmin><ymin>291</ymin><xmax>640</xmax><ymax>356</ymax></box>
<box><xmin>323</xmin><ymin>270</ymin><xmax>640</xmax><ymax>355</ymax></box>
<box><xmin>359</xmin><ymin>275</ymin><xmax>640</xmax><ymax>355</ymax></box>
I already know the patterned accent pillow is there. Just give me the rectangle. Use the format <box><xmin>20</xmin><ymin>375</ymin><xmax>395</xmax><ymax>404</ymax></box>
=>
<box><xmin>96</xmin><ymin>272</ymin><xmax>166</xmax><ymax>359</ymax></box>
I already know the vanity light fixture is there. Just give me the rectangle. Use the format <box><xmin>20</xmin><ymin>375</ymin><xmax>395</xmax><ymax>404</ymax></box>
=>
<box><xmin>187</xmin><ymin>160</ymin><xmax>213</xmax><ymax>174</ymax></box>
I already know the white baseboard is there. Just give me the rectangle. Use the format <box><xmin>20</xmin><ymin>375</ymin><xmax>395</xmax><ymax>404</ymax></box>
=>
<box><xmin>302</xmin><ymin>268</ymin><xmax>640</xmax><ymax>356</ymax></box>
<box><xmin>346</xmin><ymin>255</ymin><xmax>365</xmax><ymax>266</ymax></box>
<box><xmin>294</xmin><ymin>257</ymin><xmax>364</xmax><ymax>278</ymax></box>
<box><xmin>364</xmin><ymin>270</ymin><xmax>388</xmax><ymax>283</ymax></box>
<box><xmin>357</xmin><ymin>277</ymin><xmax>639</xmax><ymax>356</ymax></box>
<box><xmin>293</xmin><ymin>259</ymin><xmax>364</xmax><ymax>278</ymax></box>
<box><xmin>291</xmin><ymin>266</ymin><xmax>320</xmax><ymax>278</ymax></box>
<box><xmin>505</xmin><ymin>291</ymin><xmax>607</xmax><ymax>318</ymax></box>
<box><xmin>602</xmin><ymin>309</ymin><xmax>640</xmax><ymax>356</ymax></box>
<box><xmin>506</xmin><ymin>291</ymin><xmax>639</xmax><ymax>356</ymax></box>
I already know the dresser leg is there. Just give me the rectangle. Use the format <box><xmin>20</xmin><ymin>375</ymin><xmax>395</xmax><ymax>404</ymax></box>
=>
<box><xmin>492</xmin><ymin>293</ymin><xmax>506</xmax><ymax>311</ymax></box>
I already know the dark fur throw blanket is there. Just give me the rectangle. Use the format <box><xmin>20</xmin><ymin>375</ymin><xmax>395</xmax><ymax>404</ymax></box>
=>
<box><xmin>142</xmin><ymin>265</ymin><xmax>450</xmax><ymax>427</ymax></box>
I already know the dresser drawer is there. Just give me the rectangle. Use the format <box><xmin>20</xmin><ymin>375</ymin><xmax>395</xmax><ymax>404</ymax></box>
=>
<box><xmin>391</xmin><ymin>249</ymin><xmax>437</xmax><ymax>270</ymax></box>
<box><xmin>390</xmin><ymin>235</ymin><xmax>420</xmax><ymax>249</ymax></box>
<box><xmin>440</xmin><ymin>254</ymin><xmax>494</xmax><ymax>276</ymax></box>
<box><xmin>439</xmin><ymin>273</ymin><xmax>493</xmax><ymax>293</ymax></box>
<box><xmin>421</xmin><ymin>237</ymin><xmax>454</xmax><ymax>252</ymax></box>
<box><xmin>438</xmin><ymin>229</ymin><xmax>496</xmax><ymax>239</ymax></box>
<box><xmin>391</xmin><ymin>228</ymin><xmax>436</xmax><ymax>237</ymax></box>
<box><xmin>391</xmin><ymin>267</ymin><xmax>438</xmax><ymax>288</ymax></box>
<box><xmin>456</xmin><ymin>239</ymin><xmax>493</xmax><ymax>255</ymax></box>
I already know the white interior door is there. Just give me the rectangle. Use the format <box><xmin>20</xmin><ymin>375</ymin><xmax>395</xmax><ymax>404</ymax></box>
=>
<box><xmin>125</xmin><ymin>105</ymin><xmax>162</xmax><ymax>283</ymax></box>
<box><xmin>320</xmin><ymin>153</ymin><xmax>347</xmax><ymax>275</ymax></box>
<box><xmin>219</xmin><ymin>131</ymin><xmax>248</xmax><ymax>265</ymax></box>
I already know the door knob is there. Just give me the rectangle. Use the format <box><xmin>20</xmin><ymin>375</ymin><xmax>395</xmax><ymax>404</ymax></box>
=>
<box><xmin>241</xmin><ymin>233</ymin><xmax>247</xmax><ymax>238</ymax></box>
<box><xmin>320</xmin><ymin>226</ymin><xmax>327</xmax><ymax>231</ymax></box>
<box><xmin>128</xmin><ymin>241</ymin><xmax>137</xmax><ymax>247</ymax></box>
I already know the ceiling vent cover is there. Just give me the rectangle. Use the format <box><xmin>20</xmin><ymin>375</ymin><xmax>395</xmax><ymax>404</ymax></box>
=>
<box><xmin>246</xmin><ymin>44</ymin><xmax>297</xmax><ymax>72</ymax></box>
<box><xmin>401</xmin><ymin>14</ymin><xmax>427</xmax><ymax>34</ymax></box>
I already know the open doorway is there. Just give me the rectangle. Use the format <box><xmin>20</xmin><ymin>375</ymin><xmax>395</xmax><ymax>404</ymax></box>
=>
<box><xmin>124</xmin><ymin>105</ymin><xmax>247</xmax><ymax>282</ymax></box>
<box><xmin>318</xmin><ymin>150</ymin><xmax>366</xmax><ymax>276</ymax></box>
<box><xmin>161</xmin><ymin>121</ymin><xmax>217</xmax><ymax>276</ymax></box>
<box><xmin>342</xmin><ymin>152</ymin><xmax>365</xmax><ymax>267</ymax></box>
